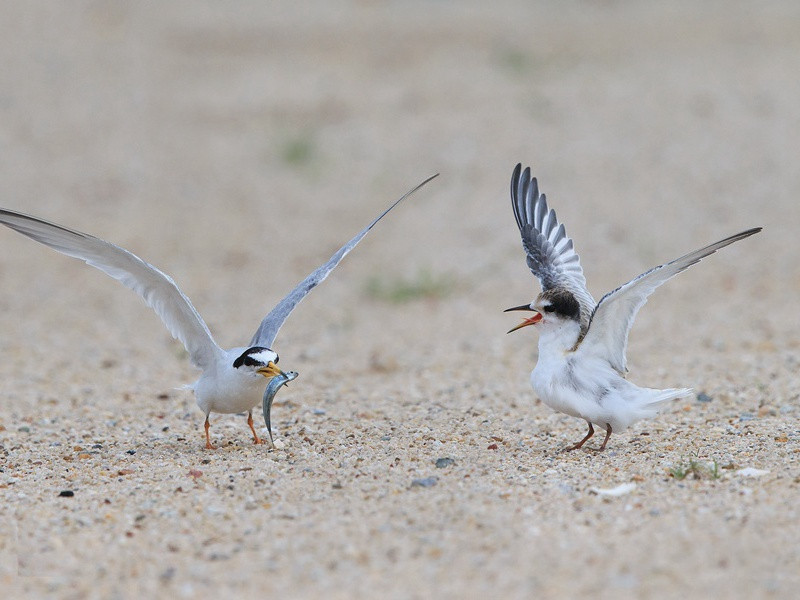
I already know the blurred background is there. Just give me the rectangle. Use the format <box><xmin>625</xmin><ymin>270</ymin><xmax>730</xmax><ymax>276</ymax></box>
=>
<box><xmin>1</xmin><ymin>1</ymin><xmax>795</xmax><ymax>368</ymax></box>
<box><xmin>1</xmin><ymin>1</ymin><xmax>796</xmax><ymax>341</ymax></box>
<box><xmin>1</xmin><ymin>1</ymin><xmax>798</xmax><ymax>597</ymax></box>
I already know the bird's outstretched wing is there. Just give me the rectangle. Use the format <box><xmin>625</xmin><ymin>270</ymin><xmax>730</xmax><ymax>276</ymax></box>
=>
<box><xmin>250</xmin><ymin>173</ymin><xmax>439</xmax><ymax>349</ymax></box>
<box><xmin>510</xmin><ymin>164</ymin><xmax>596</xmax><ymax>330</ymax></box>
<box><xmin>0</xmin><ymin>209</ymin><xmax>224</xmax><ymax>370</ymax></box>
<box><xmin>578</xmin><ymin>227</ymin><xmax>761</xmax><ymax>374</ymax></box>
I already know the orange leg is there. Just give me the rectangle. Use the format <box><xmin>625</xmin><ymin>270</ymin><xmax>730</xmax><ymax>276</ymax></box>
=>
<box><xmin>565</xmin><ymin>422</ymin><xmax>594</xmax><ymax>451</ymax></box>
<box><xmin>247</xmin><ymin>411</ymin><xmax>264</xmax><ymax>445</ymax></box>
<box><xmin>595</xmin><ymin>424</ymin><xmax>612</xmax><ymax>451</ymax></box>
<box><xmin>204</xmin><ymin>416</ymin><xmax>217</xmax><ymax>450</ymax></box>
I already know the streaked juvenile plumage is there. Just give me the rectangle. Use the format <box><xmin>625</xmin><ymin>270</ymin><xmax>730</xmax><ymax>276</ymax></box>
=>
<box><xmin>506</xmin><ymin>164</ymin><xmax>760</xmax><ymax>451</ymax></box>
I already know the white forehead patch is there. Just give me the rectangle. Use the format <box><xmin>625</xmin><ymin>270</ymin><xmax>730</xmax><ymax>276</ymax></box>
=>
<box><xmin>249</xmin><ymin>349</ymin><xmax>278</xmax><ymax>364</ymax></box>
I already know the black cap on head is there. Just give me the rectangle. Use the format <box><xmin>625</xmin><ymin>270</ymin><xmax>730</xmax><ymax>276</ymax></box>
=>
<box><xmin>541</xmin><ymin>289</ymin><xmax>580</xmax><ymax>320</ymax></box>
<box><xmin>233</xmin><ymin>346</ymin><xmax>278</xmax><ymax>369</ymax></box>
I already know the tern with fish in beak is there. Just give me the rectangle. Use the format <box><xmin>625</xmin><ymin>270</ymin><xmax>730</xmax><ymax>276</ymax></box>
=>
<box><xmin>505</xmin><ymin>164</ymin><xmax>760</xmax><ymax>451</ymax></box>
<box><xmin>0</xmin><ymin>173</ymin><xmax>437</xmax><ymax>449</ymax></box>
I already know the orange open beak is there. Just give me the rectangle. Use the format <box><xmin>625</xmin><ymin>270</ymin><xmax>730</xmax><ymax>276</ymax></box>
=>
<box><xmin>504</xmin><ymin>304</ymin><xmax>542</xmax><ymax>334</ymax></box>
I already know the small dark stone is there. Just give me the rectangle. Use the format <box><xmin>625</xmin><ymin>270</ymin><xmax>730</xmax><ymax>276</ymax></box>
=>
<box><xmin>208</xmin><ymin>552</ymin><xmax>231</xmax><ymax>561</ymax></box>
<box><xmin>411</xmin><ymin>477</ymin><xmax>438</xmax><ymax>488</ymax></box>
<box><xmin>696</xmin><ymin>392</ymin><xmax>713</xmax><ymax>403</ymax></box>
<box><xmin>58</xmin><ymin>490</ymin><xmax>74</xmax><ymax>497</ymax></box>
<box><xmin>126</xmin><ymin>449</ymin><xmax>136</xmax><ymax>455</ymax></box>
<box><xmin>18</xmin><ymin>426</ymin><xmax>30</xmax><ymax>433</ymax></box>
<box><xmin>92</xmin><ymin>444</ymin><xmax>103</xmax><ymax>449</ymax></box>
<box><xmin>380</xmin><ymin>435</ymin><xmax>391</xmax><ymax>441</ymax></box>
<box><xmin>435</xmin><ymin>457</ymin><xmax>455</xmax><ymax>469</ymax></box>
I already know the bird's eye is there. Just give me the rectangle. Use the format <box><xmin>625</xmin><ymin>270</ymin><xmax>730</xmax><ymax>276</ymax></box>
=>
<box><xmin>543</xmin><ymin>305</ymin><xmax>555</xmax><ymax>313</ymax></box>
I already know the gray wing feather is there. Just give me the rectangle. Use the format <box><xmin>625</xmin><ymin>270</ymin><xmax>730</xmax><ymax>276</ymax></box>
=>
<box><xmin>0</xmin><ymin>209</ymin><xmax>223</xmax><ymax>370</ymax></box>
<box><xmin>250</xmin><ymin>173</ymin><xmax>439</xmax><ymax>348</ymax></box>
<box><xmin>578</xmin><ymin>227</ymin><xmax>762</xmax><ymax>374</ymax></box>
<box><xmin>511</xmin><ymin>164</ymin><xmax>596</xmax><ymax>329</ymax></box>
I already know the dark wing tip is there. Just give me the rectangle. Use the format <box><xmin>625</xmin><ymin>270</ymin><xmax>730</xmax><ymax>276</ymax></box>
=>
<box><xmin>703</xmin><ymin>226</ymin><xmax>763</xmax><ymax>252</ymax></box>
<box><xmin>511</xmin><ymin>163</ymin><xmax>522</xmax><ymax>185</ymax></box>
<box><xmin>511</xmin><ymin>163</ymin><xmax>546</xmax><ymax>231</ymax></box>
<box><xmin>0</xmin><ymin>207</ymin><xmax>92</xmax><ymax>241</ymax></box>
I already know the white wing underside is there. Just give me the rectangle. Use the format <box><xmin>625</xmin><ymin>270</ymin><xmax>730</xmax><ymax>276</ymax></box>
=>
<box><xmin>578</xmin><ymin>228</ymin><xmax>762</xmax><ymax>374</ymax></box>
<box><xmin>250</xmin><ymin>173</ymin><xmax>438</xmax><ymax>348</ymax></box>
<box><xmin>0</xmin><ymin>209</ymin><xmax>224</xmax><ymax>371</ymax></box>
<box><xmin>510</xmin><ymin>164</ymin><xmax>596</xmax><ymax>330</ymax></box>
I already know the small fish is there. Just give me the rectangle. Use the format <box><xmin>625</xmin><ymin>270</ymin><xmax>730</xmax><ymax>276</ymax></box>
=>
<box><xmin>262</xmin><ymin>370</ymin><xmax>299</xmax><ymax>446</ymax></box>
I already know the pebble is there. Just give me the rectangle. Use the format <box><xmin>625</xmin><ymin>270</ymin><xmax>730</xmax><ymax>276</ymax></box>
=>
<box><xmin>272</xmin><ymin>439</ymin><xmax>286</xmax><ymax>450</ymax></box>
<box><xmin>411</xmin><ymin>477</ymin><xmax>438</xmax><ymax>488</ymax></box>
<box><xmin>58</xmin><ymin>490</ymin><xmax>75</xmax><ymax>497</ymax></box>
<box><xmin>696</xmin><ymin>392</ymin><xmax>713</xmax><ymax>403</ymax></box>
<box><xmin>435</xmin><ymin>457</ymin><xmax>455</xmax><ymax>468</ymax></box>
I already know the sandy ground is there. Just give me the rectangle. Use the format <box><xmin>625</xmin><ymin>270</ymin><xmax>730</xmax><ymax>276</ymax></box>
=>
<box><xmin>1</xmin><ymin>1</ymin><xmax>799</xmax><ymax>598</ymax></box>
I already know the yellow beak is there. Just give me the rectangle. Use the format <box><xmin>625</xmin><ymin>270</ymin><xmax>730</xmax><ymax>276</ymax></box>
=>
<box><xmin>257</xmin><ymin>361</ymin><xmax>285</xmax><ymax>378</ymax></box>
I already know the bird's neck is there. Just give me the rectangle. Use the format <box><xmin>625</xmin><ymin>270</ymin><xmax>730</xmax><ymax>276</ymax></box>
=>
<box><xmin>537</xmin><ymin>320</ymin><xmax>582</xmax><ymax>355</ymax></box>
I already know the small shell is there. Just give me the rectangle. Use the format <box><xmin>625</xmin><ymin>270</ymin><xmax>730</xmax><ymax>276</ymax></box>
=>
<box><xmin>590</xmin><ymin>483</ymin><xmax>636</xmax><ymax>497</ymax></box>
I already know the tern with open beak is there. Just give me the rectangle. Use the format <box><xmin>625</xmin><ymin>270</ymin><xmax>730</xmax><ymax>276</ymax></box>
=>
<box><xmin>505</xmin><ymin>164</ymin><xmax>760</xmax><ymax>451</ymax></box>
<box><xmin>0</xmin><ymin>173</ymin><xmax>437</xmax><ymax>449</ymax></box>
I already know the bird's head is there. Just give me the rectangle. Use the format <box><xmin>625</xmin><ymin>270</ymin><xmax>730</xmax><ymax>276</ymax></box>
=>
<box><xmin>505</xmin><ymin>289</ymin><xmax>580</xmax><ymax>334</ymax></box>
<box><xmin>233</xmin><ymin>346</ymin><xmax>286</xmax><ymax>379</ymax></box>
